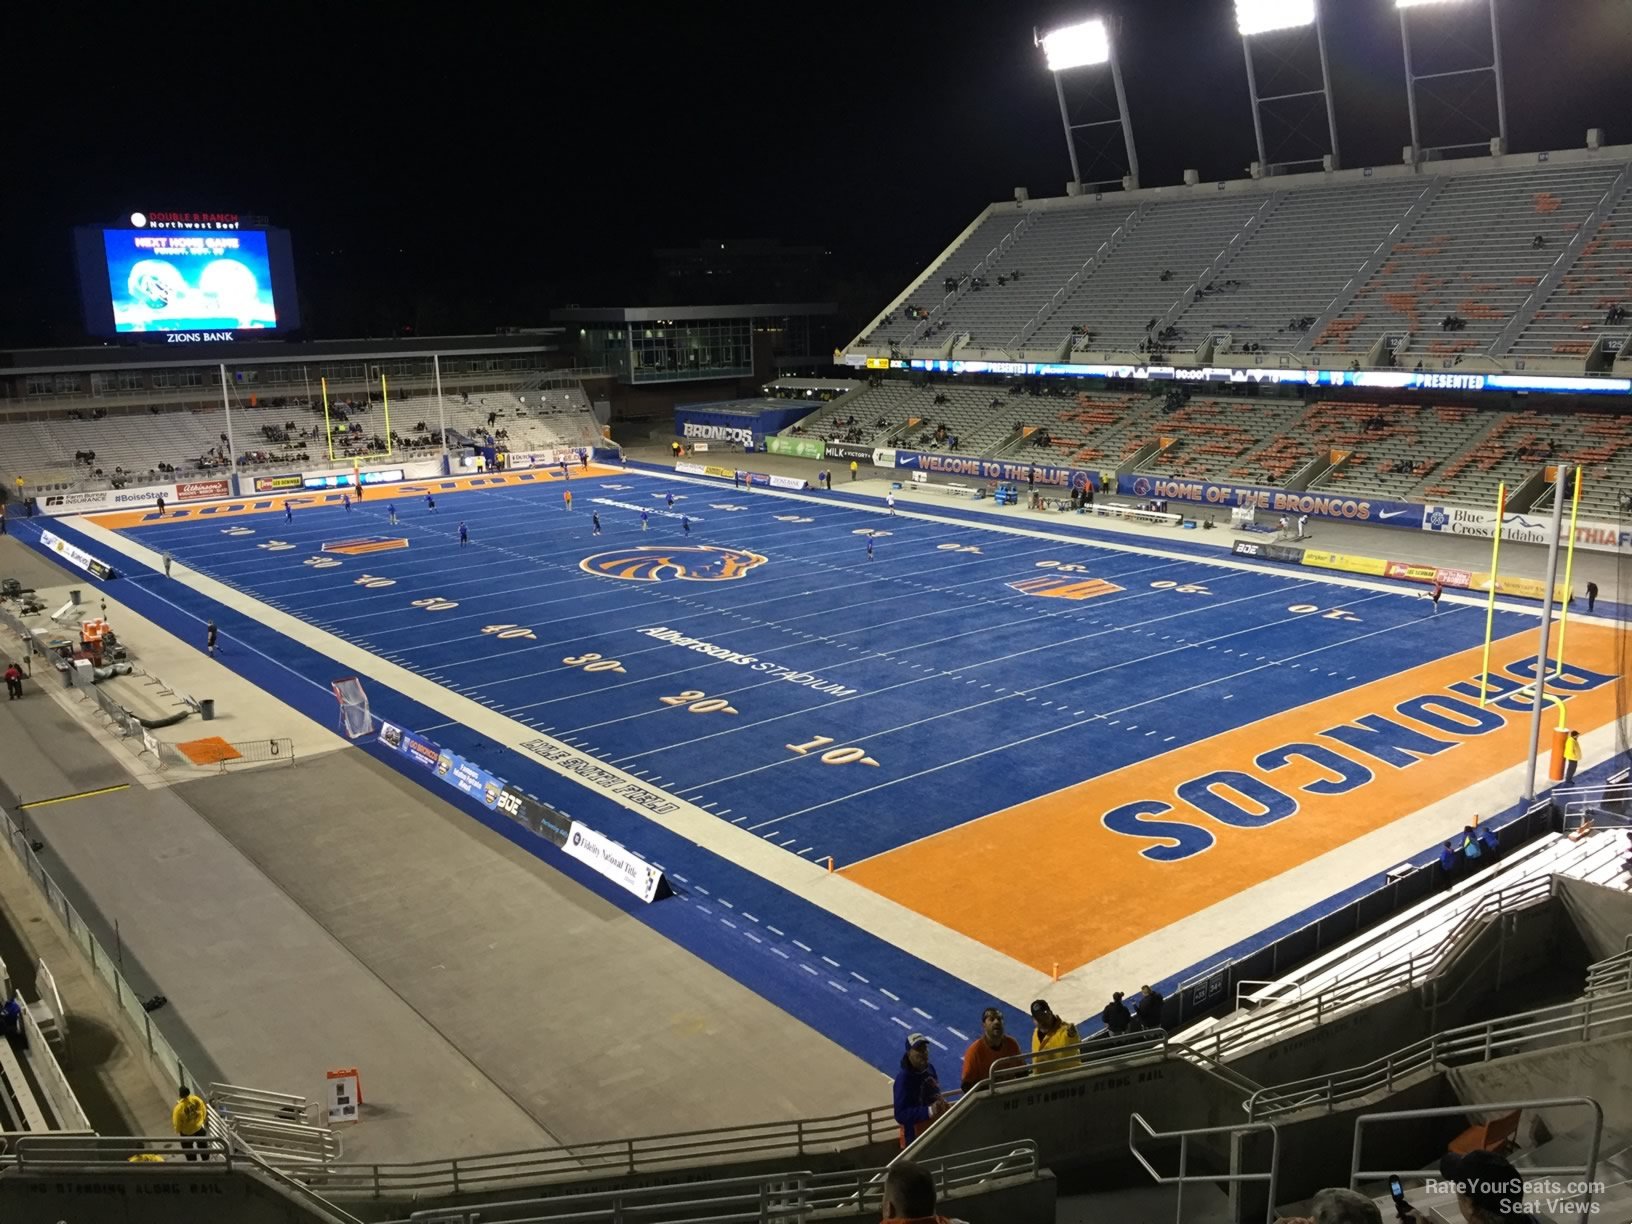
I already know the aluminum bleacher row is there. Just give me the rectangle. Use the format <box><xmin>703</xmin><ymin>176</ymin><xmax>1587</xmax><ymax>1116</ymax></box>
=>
<box><xmin>0</xmin><ymin>390</ymin><xmax>601</xmax><ymax>492</ymax></box>
<box><xmin>0</xmin><ymin>953</ymin><xmax>88</xmax><ymax>1140</ymax></box>
<box><xmin>779</xmin><ymin>378</ymin><xmax>1632</xmax><ymax>515</ymax></box>
<box><xmin>850</xmin><ymin>145</ymin><xmax>1632</xmax><ymax>366</ymax></box>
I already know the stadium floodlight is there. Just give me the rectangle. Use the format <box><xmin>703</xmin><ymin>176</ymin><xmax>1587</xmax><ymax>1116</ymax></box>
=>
<box><xmin>1034</xmin><ymin>18</ymin><xmax>1140</xmax><ymax>192</ymax></box>
<box><xmin>1237</xmin><ymin>0</ymin><xmax>1340</xmax><ymax>172</ymax></box>
<box><xmin>1399</xmin><ymin>0</ymin><xmax>1507</xmax><ymax>161</ymax></box>
<box><xmin>1038</xmin><ymin>19</ymin><xmax>1109</xmax><ymax>72</ymax></box>
<box><xmin>1235</xmin><ymin>0</ymin><xmax>1316</xmax><ymax>37</ymax></box>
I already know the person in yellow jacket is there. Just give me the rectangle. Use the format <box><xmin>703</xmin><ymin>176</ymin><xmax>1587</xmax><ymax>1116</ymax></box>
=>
<box><xmin>1028</xmin><ymin>999</ymin><xmax>1081</xmax><ymax>1074</ymax></box>
<box><xmin>1563</xmin><ymin>729</ymin><xmax>1581</xmax><ymax>783</ymax></box>
<box><xmin>172</xmin><ymin>1085</ymin><xmax>209</xmax><ymax>1161</ymax></box>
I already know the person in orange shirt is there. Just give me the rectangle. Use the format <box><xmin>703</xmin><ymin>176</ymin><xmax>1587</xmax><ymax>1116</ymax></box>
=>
<box><xmin>959</xmin><ymin>1007</ymin><xmax>1021</xmax><ymax>1093</ymax></box>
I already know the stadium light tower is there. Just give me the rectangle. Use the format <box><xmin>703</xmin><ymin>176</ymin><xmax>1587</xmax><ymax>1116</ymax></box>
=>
<box><xmin>1397</xmin><ymin>0</ymin><xmax>1509</xmax><ymax>161</ymax></box>
<box><xmin>1235</xmin><ymin>0</ymin><xmax>1341</xmax><ymax>174</ymax></box>
<box><xmin>1036</xmin><ymin>18</ymin><xmax>1141</xmax><ymax>191</ymax></box>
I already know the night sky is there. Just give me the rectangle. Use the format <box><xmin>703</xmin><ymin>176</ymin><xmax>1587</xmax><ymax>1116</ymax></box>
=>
<box><xmin>3</xmin><ymin>0</ymin><xmax>1630</xmax><ymax>347</ymax></box>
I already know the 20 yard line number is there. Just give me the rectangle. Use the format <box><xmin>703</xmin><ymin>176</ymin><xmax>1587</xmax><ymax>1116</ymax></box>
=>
<box><xmin>660</xmin><ymin>690</ymin><xmax>738</xmax><ymax>715</ymax></box>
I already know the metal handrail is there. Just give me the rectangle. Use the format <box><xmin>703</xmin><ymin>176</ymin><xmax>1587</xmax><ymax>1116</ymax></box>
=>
<box><xmin>1129</xmin><ymin>1113</ymin><xmax>1280</xmax><ymax>1224</ymax></box>
<box><xmin>1247</xmin><ymin>988</ymin><xmax>1632</xmax><ymax>1120</ymax></box>
<box><xmin>806</xmin><ymin>1141</ymin><xmax>1037</xmax><ymax>1216</ymax></box>
<box><xmin>1351</xmin><ymin>1098</ymin><xmax>1603</xmax><ymax>1224</ymax></box>
<box><xmin>296</xmin><ymin>1105</ymin><xmax>898</xmax><ymax>1200</ymax></box>
<box><xmin>1187</xmin><ymin>830</ymin><xmax>1631</xmax><ymax>1068</ymax></box>
<box><xmin>7</xmin><ymin>1134</ymin><xmax>368</xmax><ymax>1224</ymax></box>
<box><xmin>1188</xmin><ymin>872</ymin><xmax>1558</xmax><ymax>1066</ymax></box>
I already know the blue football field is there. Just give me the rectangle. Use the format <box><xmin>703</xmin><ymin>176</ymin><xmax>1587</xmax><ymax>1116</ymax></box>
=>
<box><xmin>114</xmin><ymin>468</ymin><xmax>1538</xmax><ymax>872</ymax></box>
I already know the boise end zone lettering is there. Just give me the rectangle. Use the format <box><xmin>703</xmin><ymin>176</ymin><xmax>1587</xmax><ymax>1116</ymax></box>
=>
<box><xmin>1102</xmin><ymin>654</ymin><xmax>1616</xmax><ymax>862</ymax></box>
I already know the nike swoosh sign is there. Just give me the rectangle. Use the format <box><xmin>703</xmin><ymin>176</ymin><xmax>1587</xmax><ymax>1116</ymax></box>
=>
<box><xmin>1377</xmin><ymin>509</ymin><xmax>1410</xmax><ymax>520</ymax></box>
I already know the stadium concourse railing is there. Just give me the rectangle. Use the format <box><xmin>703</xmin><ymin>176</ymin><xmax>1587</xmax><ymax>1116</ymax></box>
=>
<box><xmin>1175</xmin><ymin>871</ymin><xmax>1562</xmax><ymax>1067</ymax></box>
<box><xmin>2</xmin><ymin>1134</ymin><xmax>370</xmax><ymax>1224</ymax></box>
<box><xmin>390</xmin><ymin>1142</ymin><xmax>1038</xmax><ymax>1224</ymax></box>
<box><xmin>1350</xmin><ymin>1098</ymin><xmax>1605</xmax><ymax>1224</ymax></box>
<box><xmin>296</xmin><ymin>1105</ymin><xmax>900</xmax><ymax>1200</ymax></box>
<box><xmin>1170</xmin><ymin>798</ymin><xmax>1563</xmax><ymax>1028</ymax></box>
<box><xmin>1128</xmin><ymin>1113</ymin><xmax>1282</xmax><ymax>1224</ymax></box>
<box><xmin>1558</xmin><ymin>779</ymin><xmax>1632</xmax><ymax>831</ymax></box>
<box><xmin>0</xmin><ymin>799</ymin><xmax>203</xmax><ymax>1111</ymax></box>
<box><xmin>1244</xmin><ymin>987</ymin><xmax>1632</xmax><ymax>1122</ymax></box>
<box><xmin>1175</xmin><ymin>830</ymin><xmax>1631</xmax><ymax>1064</ymax></box>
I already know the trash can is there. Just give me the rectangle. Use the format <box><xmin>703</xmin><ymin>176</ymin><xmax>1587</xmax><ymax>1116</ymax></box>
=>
<box><xmin>200</xmin><ymin>699</ymin><xmax>216</xmax><ymax>721</ymax></box>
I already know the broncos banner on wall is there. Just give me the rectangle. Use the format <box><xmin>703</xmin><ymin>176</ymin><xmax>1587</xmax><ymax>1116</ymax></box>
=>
<box><xmin>894</xmin><ymin>451</ymin><xmax>1100</xmax><ymax>491</ymax></box>
<box><xmin>1119</xmin><ymin>474</ymin><xmax>1426</xmax><ymax>528</ymax></box>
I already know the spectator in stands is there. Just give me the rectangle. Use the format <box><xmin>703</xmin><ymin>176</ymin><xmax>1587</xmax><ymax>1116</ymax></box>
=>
<box><xmin>1279</xmin><ymin>1187</ymin><xmax>1382</xmax><ymax>1223</ymax></box>
<box><xmin>1101</xmin><ymin>991</ymin><xmax>1131</xmax><ymax>1036</ymax></box>
<box><xmin>960</xmin><ymin>1006</ymin><xmax>1021</xmax><ymax>1092</ymax></box>
<box><xmin>880</xmin><ymin>1159</ymin><xmax>969</xmax><ymax>1223</ymax></box>
<box><xmin>1439</xmin><ymin>840</ymin><xmax>1459</xmax><ymax>888</ymax></box>
<box><xmin>1562</xmin><ymin>730</ymin><xmax>1581</xmax><ymax>783</ymax></box>
<box><xmin>1417</xmin><ymin>1149</ymin><xmax>1536</xmax><ymax>1223</ymax></box>
<box><xmin>1475</xmin><ymin>821</ymin><xmax>1498</xmax><ymax>861</ymax></box>
<box><xmin>0</xmin><ymin>996</ymin><xmax>25</xmax><ymax>1049</ymax></box>
<box><xmin>1132</xmin><ymin>984</ymin><xmax>1165</xmax><ymax>1031</ymax></box>
<box><xmin>172</xmin><ymin>1086</ymin><xmax>209</xmax><ymax>1161</ymax></box>
<box><xmin>892</xmin><ymin>1033</ymin><xmax>947</xmax><ymax>1147</ymax></box>
<box><xmin>1459</xmin><ymin>825</ymin><xmax>1483</xmax><ymax>868</ymax></box>
<box><xmin>1028</xmin><ymin>999</ymin><xmax>1081</xmax><ymax>1073</ymax></box>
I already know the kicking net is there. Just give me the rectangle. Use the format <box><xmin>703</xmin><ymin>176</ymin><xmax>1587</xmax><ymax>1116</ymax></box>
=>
<box><xmin>332</xmin><ymin>676</ymin><xmax>373</xmax><ymax>740</ymax></box>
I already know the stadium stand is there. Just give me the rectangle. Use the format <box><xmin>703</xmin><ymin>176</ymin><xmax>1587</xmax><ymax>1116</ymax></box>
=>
<box><xmin>850</xmin><ymin>145</ymin><xmax>1632</xmax><ymax>367</ymax></box>
<box><xmin>1142</xmin><ymin>394</ymin><xmax>1308</xmax><ymax>482</ymax></box>
<box><xmin>1035</xmin><ymin>196</ymin><xmax>1267</xmax><ymax>353</ymax></box>
<box><xmin>1295</xmin><ymin>399</ymin><xmax>1497</xmax><ymax>501</ymax></box>
<box><xmin>1321</xmin><ymin>163</ymin><xmax>1625</xmax><ymax>358</ymax></box>
<box><xmin>1511</xmin><ymin>181</ymin><xmax>1632</xmax><ymax>358</ymax></box>
<box><xmin>914</xmin><ymin>207</ymin><xmax>1134</xmax><ymax>352</ymax></box>
<box><xmin>1178</xmin><ymin>179</ymin><xmax>1435</xmax><ymax>356</ymax></box>
<box><xmin>0</xmin><ymin>387</ymin><xmax>601</xmax><ymax>491</ymax></box>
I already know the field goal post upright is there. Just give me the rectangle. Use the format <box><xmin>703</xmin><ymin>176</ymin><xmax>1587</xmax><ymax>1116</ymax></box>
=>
<box><xmin>1477</xmin><ymin>481</ymin><xmax>1507</xmax><ymax>706</ymax></box>
<box><xmin>380</xmin><ymin>372</ymin><xmax>394</xmax><ymax>460</ymax></box>
<box><xmin>322</xmin><ymin>375</ymin><xmax>336</xmax><ymax>463</ymax></box>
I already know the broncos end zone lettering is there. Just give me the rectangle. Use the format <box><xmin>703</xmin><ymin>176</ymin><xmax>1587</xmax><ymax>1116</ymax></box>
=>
<box><xmin>1102</xmin><ymin>653</ymin><xmax>1615</xmax><ymax>862</ymax></box>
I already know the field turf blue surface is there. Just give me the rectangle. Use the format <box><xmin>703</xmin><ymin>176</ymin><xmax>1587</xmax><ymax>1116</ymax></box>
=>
<box><xmin>118</xmin><ymin>472</ymin><xmax>1539</xmax><ymax>868</ymax></box>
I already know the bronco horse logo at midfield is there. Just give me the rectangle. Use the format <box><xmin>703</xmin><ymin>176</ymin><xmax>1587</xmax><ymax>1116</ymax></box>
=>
<box><xmin>580</xmin><ymin>545</ymin><xmax>767</xmax><ymax>583</ymax></box>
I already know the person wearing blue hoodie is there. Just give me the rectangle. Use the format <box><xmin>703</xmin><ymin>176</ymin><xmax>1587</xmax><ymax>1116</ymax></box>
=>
<box><xmin>893</xmin><ymin>1033</ymin><xmax>947</xmax><ymax>1148</ymax></box>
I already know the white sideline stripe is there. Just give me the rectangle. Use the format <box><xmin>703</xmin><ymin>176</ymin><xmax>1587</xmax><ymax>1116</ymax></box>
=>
<box><xmin>70</xmin><ymin>512</ymin><xmax>1053</xmax><ymax>1006</ymax></box>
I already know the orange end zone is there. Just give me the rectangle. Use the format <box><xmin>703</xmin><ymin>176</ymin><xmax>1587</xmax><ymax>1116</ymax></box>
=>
<box><xmin>843</xmin><ymin>622</ymin><xmax>1628</xmax><ymax>975</ymax></box>
<box><xmin>86</xmin><ymin>465</ymin><xmax>621</xmax><ymax>529</ymax></box>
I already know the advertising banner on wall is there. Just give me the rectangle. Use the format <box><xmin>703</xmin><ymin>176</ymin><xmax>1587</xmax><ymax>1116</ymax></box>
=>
<box><xmin>40</xmin><ymin>483</ymin><xmax>177</xmax><ymax>516</ymax></box>
<box><xmin>824</xmin><ymin>442</ymin><xmax>876</xmax><ymax>463</ymax></box>
<box><xmin>39</xmin><ymin>529</ymin><xmax>116</xmax><ymax>579</ymax></box>
<box><xmin>895</xmin><ymin>451</ymin><xmax>1099</xmax><ymax>491</ymax></box>
<box><xmin>253</xmin><ymin>473</ymin><xmax>304</xmax><ymax>493</ymax></box>
<box><xmin>175</xmin><ymin>478</ymin><xmax>232</xmax><ymax>502</ymax></box>
<box><xmin>765</xmin><ymin>436</ymin><xmax>825</xmax><ymax>460</ymax></box>
<box><xmin>373</xmin><ymin>723</ymin><xmax>609</xmax><ymax>858</ymax></box>
<box><xmin>564</xmin><ymin>821</ymin><xmax>665</xmax><ymax>903</ymax></box>
<box><xmin>1421</xmin><ymin>504</ymin><xmax>1631</xmax><ymax>555</ymax></box>
<box><xmin>1120</xmin><ymin>474</ymin><xmax>1424</xmax><ymax>528</ymax></box>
